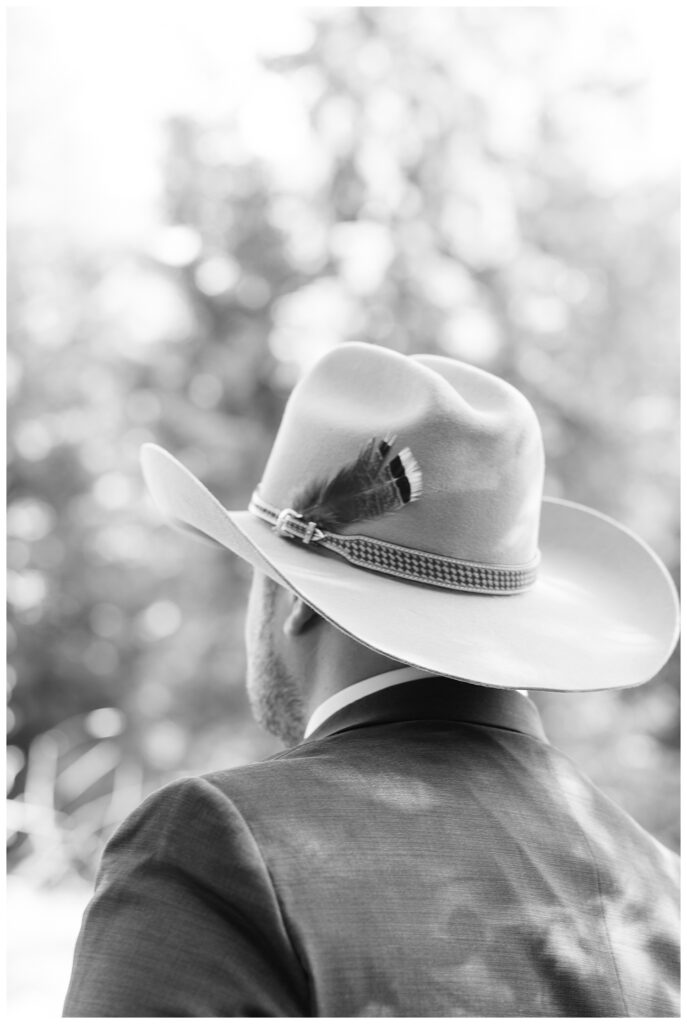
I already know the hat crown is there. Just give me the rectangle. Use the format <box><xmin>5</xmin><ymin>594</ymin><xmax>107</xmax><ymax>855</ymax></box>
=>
<box><xmin>259</xmin><ymin>344</ymin><xmax>544</xmax><ymax>566</ymax></box>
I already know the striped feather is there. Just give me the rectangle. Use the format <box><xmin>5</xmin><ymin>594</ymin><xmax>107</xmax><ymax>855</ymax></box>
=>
<box><xmin>291</xmin><ymin>435</ymin><xmax>422</xmax><ymax>532</ymax></box>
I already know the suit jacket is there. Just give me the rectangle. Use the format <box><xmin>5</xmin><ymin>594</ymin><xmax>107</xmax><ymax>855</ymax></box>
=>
<box><xmin>63</xmin><ymin>678</ymin><xmax>680</xmax><ymax>1017</ymax></box>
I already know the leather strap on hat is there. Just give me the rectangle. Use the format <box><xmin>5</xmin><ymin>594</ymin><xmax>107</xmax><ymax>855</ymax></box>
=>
<box><xmin>248</xmin><ymin>491</ymin><xmax>540</xmax><ymax>595</ymax></box>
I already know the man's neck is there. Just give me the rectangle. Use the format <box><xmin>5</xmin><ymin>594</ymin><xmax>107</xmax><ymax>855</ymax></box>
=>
<box><xmin>302</xmin><ymin>626</ymin><xmax>407</xmax><ymax>726</ymax></box>
<box><xmin>296</xmin><ymin>621</ymin><xmax>529</xmax><ymax>741</ymax></box>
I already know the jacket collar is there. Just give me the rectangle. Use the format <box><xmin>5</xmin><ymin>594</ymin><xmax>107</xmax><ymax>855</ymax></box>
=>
<box><xmin>303</xmin><ymin>676</ymin><xmax>548</xmax><ymax>745</ymax></box>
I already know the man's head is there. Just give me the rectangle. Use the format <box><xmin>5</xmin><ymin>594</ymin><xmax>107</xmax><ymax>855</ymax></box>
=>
<box><xmin>142</xmin><ymin>344</ymin><xmax>680</xmax><ymax>697</ymax></box>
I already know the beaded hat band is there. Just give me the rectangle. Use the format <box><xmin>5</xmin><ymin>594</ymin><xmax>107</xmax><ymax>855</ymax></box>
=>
<box><xmin>248</xmin><ymin>491</ymin><xmax>540</xmax><ymax>595</ymax></box>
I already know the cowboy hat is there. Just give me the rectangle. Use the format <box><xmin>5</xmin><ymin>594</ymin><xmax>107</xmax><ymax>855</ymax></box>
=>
<box><xmin>140</xmin><ymin>343</ymin><xmax>679</xmax><ymax>691</ymax></box>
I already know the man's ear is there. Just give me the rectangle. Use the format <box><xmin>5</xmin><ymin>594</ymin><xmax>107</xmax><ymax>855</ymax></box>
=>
<box><xmin>283</xmin><ymin>595</ymin><xmax>319</xmax><ymax>637</ymax></box>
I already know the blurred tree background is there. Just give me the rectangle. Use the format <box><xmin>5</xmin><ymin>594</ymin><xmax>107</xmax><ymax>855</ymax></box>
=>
<box><xmin>7</xmin><ymin>4</ymin><xmax>680</xmax><ymax>944</ymax></box>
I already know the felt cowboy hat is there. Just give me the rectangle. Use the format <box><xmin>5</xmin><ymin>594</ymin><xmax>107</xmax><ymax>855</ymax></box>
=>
<box><xmin>140</xmin><ymin>343</ymin><xmax>679</xmax><ymax>692</ymax></box>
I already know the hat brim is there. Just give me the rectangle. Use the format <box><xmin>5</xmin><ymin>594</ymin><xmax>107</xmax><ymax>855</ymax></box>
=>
<box><xmin>141</xmin><ymin>444</ymin><xmax>680</xmax><ymax>692</ymax></box>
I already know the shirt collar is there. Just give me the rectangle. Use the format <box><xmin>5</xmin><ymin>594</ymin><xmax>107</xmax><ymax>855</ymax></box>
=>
<box><xmin>303</xmin><ymin>670</ymin><xmax>547</xmax><ymax>745</ymax></box>
<box><xmin>304</xmin><ymin>667</ymin><xmax>437</xmax><ymax>739</ymax></box>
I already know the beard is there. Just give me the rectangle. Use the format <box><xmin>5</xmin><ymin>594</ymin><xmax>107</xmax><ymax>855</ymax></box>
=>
<box><xmin>244</xmin><ymin>573</ymin><xmax>307</xmax><ymax>747</ymax></box>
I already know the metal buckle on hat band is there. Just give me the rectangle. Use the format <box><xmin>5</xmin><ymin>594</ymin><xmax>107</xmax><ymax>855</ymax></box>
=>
<box><xmin>248</xmin><ymin>491</ymin><xmax>539</xmax><ymax>595</ymax></box>
<box><xmin>274</xmin><ymin>508</ymin><xmax>322</xmax><ymax>545</ymax></box>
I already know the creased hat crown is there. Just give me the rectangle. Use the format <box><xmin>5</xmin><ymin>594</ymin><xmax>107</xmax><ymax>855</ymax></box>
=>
<box><xmin>258</xmin><ymin>343</ymin><xmax>544</xmax><ymax>567</ymax></box>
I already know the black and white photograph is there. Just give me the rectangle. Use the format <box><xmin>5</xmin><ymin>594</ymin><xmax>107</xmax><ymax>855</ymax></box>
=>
<box><xmin>6</xmin><ymin>3</ymin><xmax>681</xmax><ymax>1019</ymax></box>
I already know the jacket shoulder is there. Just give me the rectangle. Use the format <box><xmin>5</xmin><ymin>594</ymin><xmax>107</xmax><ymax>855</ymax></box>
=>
<box><xmin>63</xmin><ymin>774</ymin><xmax>308</xmax><ymax>1016</ymax></box>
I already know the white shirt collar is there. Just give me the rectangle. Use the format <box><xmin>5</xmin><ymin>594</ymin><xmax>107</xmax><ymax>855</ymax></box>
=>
<box><xmin>304</xmin><ymin>667</ymin><xmax>438</xmax><ymax>739</ymax></box>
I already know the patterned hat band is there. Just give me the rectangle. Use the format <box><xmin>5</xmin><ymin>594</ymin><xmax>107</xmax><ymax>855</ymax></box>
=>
<box><xmin>248</xmin><ymin>492</ymin><xmax>540</xmax><ymax>595</ymax></box>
